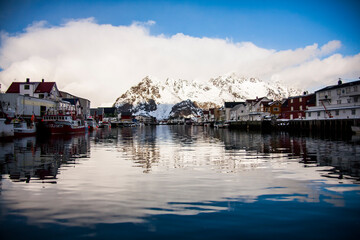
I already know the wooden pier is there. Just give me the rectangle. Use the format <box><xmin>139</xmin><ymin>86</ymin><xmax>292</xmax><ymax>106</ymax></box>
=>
<box><xmin>229</xmin><ymin>119</ymin><xmax>360</xmax><ymax>136</ymax></box>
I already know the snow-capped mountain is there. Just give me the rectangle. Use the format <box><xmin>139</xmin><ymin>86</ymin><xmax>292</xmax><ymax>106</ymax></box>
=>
<box><xmin>114</xmin><ymin>74</ymin><xmax>302</xmax><ymax>120</ymax></box>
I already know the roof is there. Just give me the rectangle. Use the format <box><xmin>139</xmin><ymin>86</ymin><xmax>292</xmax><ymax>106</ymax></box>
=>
<box><xmin>231</xmin><ymin>103</ymin><xmax>247</xmax><ymax>111</ymax></box>
<box><xmin>34</xmin><ymin>82</ymin><xmax>56</xmax><ymax>93</ymax></box>
<box><xmin>316</xmin><ymin>80</ymin><xmax>360</xmax><ymax>92</ymax></box>
<box><xmin>63</xmin><ymin>98</ymin><xmax>78</xmax><ymax>105</ymax></box>
<box><xmin>224</xmin><ymin>102</ymin><xmax>245</xmax><ymax>108</ymax></box>
<box><xmin>6</xmin><ymin>82</ymin><xmax>20</xmax><ymax>93</ymax></box>
<box><xmin>5</xmin><ymin>81</ymin><xmax>56</xmax><ymax>94</ymax></box>
<box><xmin>287</xmin><ymin>93</ymin><xmax>315</xmax><ymax>99</ymax></box>
<box><xmin>6</xmin><ymin>82</ymin><xmax>36</xmax><ymax>93</ymax></box>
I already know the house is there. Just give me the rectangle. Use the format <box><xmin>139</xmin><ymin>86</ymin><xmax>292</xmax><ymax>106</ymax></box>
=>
<box><xmin>246</xmin><ymin>97</ymin><xmax>271</xmax><ymax>121</ymax></box>
<box><xmin>202</xmin><ymin>110</ymin><xmax>210</xmax><ymax>122</ymax></box>
<box><xmin>6</xmin><ymin>78</ymin><xmax>61</xmax><ymax>101</ymax></box>
<box><xmin>306</xmin><ymin>79</ymin><xmax>360</xmax><ymax>120</ymax></box>
<box><xmin>120</xmin><ymin>112</ymin><xmax>133</xmax><ymax>123</ymax></box>
<box><xmin>135</xmin><ymin>115</ymin><xmax>156</xmax><ymax>125</ymax></box>
<box><xmin>62</xmin><ymin>98</ymin><xmax>82</xmax><ymax>116</ymax></box>
<box><xmin>0</xmin><ymin>93</ymin><xmax>57</xmax><ymax>119</ymax></box>
<box><xmin>224</xmin><ymin>102</ymin><xmax>245</xmax><ymax>121</ymax></box>
<box><xmin>269</xmin><ymin>101</ymin><xmax>282</xmax><ymax>117</ymax></box>
<box><xmin>229</xmin><ymin>102</ymin><xmax>248</xmax><ymax>121</ymax></box>
<box><xmin>3</xmin><ymin>78</ymin><xmax>88</xmax><ymax>119</ymax></box>
<box><xmin>60</xmin><ymin>91</ymin><xmax>91</xmax><ymax>118</ymax></box>
<box><xmin>280</xmin><ymin>93</ymin><xmax>316</xmax><ymax>120</ymax></box>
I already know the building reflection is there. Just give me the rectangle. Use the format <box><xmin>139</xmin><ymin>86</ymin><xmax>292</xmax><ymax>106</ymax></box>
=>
<box><xmin>0</xmin><ymin>134</ymin><xmax>90</xmax><ymax>184</ymax></box>
<box><xmin>214</xmin><ymin>128</ymin><xmax>360</xmax><ymax>180</ymax></box>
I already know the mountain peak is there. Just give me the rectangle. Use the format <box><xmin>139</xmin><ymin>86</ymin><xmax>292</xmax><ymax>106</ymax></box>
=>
<box><xmin>114</xmin><ymin>75</ymin><xmax>302</xmax><ymax>119</ymax></box>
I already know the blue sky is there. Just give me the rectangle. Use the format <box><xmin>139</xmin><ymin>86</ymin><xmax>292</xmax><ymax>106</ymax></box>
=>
<box><xmin>1</xmin><ymin>0</ymin><xmax>359</xmax><ymax>55</ymax></box>
<box><xmin>0</xmin><ymin>0</ymin><xmax>359</xmax><ymax>106</ymax></box>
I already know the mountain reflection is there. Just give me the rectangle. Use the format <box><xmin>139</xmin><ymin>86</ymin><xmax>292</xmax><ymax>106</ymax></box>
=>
<box><xmin>0</xmin><ymin>126</ymin><xmax>359</xmax><ymax>227</ymax></box>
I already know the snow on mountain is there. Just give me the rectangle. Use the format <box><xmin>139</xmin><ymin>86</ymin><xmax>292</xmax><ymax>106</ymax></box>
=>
<box><xmin>114</xmin><ymin>74</ymin><xmax>302</xmax><ymax>120</ymax></box>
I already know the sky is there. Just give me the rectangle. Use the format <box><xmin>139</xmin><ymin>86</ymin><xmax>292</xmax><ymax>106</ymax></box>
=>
<box><xmin>0</xmin><ymin>0</ymin><xmax>359</xmax><ymax>107</ymax></box>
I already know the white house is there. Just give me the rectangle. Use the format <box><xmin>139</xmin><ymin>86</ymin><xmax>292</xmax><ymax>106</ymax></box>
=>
<box><xmin>6</xmin><ymin>78</ymin><xmax>61</xmax><ymax>101</ymax></box>
<box><xmin>229</xmin><ymin>97</ymin><xmax>271</xmax><ymax>121</ymax></box>
<box><xmin>229</xmin><ymin>103</ymin><xmax>248</xmax><ymax>121</ymax></box>
<box><xmin>306</xmin><ymin>79</ymin><xmax>360</xmax><ymax>120</ymax></box>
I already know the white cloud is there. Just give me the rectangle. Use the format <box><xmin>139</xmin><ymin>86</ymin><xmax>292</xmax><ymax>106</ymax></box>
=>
<box><xmin>0</xmin><ymin>18</ymin><xmax>359</xmax><ymax>107</ymax></box>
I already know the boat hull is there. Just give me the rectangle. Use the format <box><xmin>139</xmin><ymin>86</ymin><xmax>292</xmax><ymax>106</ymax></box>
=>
<box><xmin>45</xmin><ymin>122</ymin><xmax>86</xmax><ymax>134</ymax></box>
<box><xmin>14</xmin><ymin>129</ymin><xmax>37</xmax><ymax>136</ymax></box>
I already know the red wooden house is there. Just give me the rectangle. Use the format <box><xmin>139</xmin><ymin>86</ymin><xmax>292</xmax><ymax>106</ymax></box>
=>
<box><xmin>280</xmin><ymin>93</ymin><xmax>316</xmax><ymax>119</ymax></box>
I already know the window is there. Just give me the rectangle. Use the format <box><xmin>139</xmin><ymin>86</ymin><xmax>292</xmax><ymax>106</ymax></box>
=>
<box><xmin>291</xmin><ymin>106</ymin><xmax>294</xmax><ymax>111</ymax></box>
<box><xmin>273</xmin><ymin>107</ymin><xmax>279</xmax><ymax>112</ymax></box>
<box><xmin>308</xmin><ymin>112</ymin><xmax>311</xmax><ymax>117</ymax></box>
<box><xmin>299</xmin><ymin>105</ymin><xmax>303</xmax><ymax>111</ymax></box>
<box><xmin>290</xmin><ymin>99</ymin><xmax>293</xmax><ymax>103</ymax></box>
<box><xmin>354</xmin><ymin>86</ymin><xmax>358</xmax><ymax>92</ymax></box>
<box><xmin>355</xmin><ymin>97</ymin><xmax>358</xmax><ymax>103</ymax></box>
<box><xmin>39</xmin><ymin>94</ymin><xmax>44</xmax><ymax>99</ymax></box>
<box><xmin>347</xmin><ymin>99</ymin><xmax>351</xmax><ymax>103</ymax></box>
<box><xmin>299</xmin><ymin>97</ymin><xmax>302</xmax><ymax>102</ymax></box>
<box><xmin>346</xmin><ymin>87</ymin><xmax>350</xmax><ymax>93</ymax></box>
<box><xmin>317</xmin><ymin>112</ymin><xmax>320</xmax><ymax>117</ymax></box>
<box><xmin>352</xmin><ymin>109</ymin><xmax>356</xmax><ymax>115</ymax></box>
<box><xmin>24</xmin><ymin>85</ymin><xmax>30</xmax><ymax>90</ymax></box>
<box><xmin>337</xmin><ymin>89</ymin><xmax>341</xmax><ymax>95</ymax></box>
<box><xmin>335</xmin><ymin>110</ymin><xmax>339</xmax><ymax>116</ymax></box>
<box><xmin>337</xmin><ymin>100</ymin><xmax>341</xmax><ymax>104</ymax></box>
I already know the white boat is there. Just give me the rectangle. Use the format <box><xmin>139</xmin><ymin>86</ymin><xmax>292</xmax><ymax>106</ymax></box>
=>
<box><xmin>13</xmin><ymin>119</ymin><xmax>36</xmax><ymax>136</ymax></box>
<box><xmin>86</xmin><ymin>117</ymin><xmax>98</xmax><ymax>131</ymax></box>
<box><xmin>351</xmin><ymin>126</ymin><xmax>360</xmax><ymax>134</ymax></box>
<box><xmin>98</xmin><ymin>118</ymin><xmax>111</xmax><ymax>128</ymax></box>
<box><xmin>0</xmin><ymin>118</ymin><xmax>14</xmax><ymax>137</ymax></box>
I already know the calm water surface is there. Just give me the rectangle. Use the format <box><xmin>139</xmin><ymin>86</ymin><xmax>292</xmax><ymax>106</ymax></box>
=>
<box><xmin>1</xmin><ymin>126</ymin><xmax>360</xmax><ymax>239</ymax></box>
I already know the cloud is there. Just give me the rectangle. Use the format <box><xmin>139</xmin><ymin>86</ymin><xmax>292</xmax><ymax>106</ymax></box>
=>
<box><xmin>0</xmin><ymin>18</ymin><xmax>359</xmax><ymax>107</ymax></box>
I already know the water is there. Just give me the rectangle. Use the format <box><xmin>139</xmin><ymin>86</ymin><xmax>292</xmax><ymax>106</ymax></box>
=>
<box><xmin>1</xmin><ymin>126</ymin><xmax>360</xmax><ymax>239</ymax></box>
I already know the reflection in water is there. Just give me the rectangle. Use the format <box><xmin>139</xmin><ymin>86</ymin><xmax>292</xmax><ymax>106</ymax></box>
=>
<box><xmin>0</xmin><ymin>134</ymin><xmax>89</xmax><ymax>184</ymax></box>
<box><xmin>0</xmin><ymin>126</ymin><xmax>359</xmax><ymax>238</ymax></box>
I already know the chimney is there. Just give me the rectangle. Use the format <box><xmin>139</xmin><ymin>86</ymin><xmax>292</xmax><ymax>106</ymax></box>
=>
<box><xmin>338</xmin><ymin>78</ymin><xmax>342</xmax><ymax>85</ymax></box>
<box><xmin>26</xmin><ymin>78</ymin><xmax>30</xmax><ymax>83</ymax></box>
<box><xmin>42</xmin><ymin>79</ymin><xmax>45</xmax><ymax>82</ymax></box>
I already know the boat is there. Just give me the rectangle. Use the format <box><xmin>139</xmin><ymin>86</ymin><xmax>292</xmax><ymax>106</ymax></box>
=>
<box><xmin>13</xmin><ymin>119</ymin><xmax>36</xmax><ymax>136</ymax></box>
<box><xmin>86</xmin><ymin>117</ymin><xmax>98</xmax><ymax>131</ymax></box>
<box><xmin>98</xmin><ymin>118</ymin><xmax>111</xmax><ymax>128</ymax></box>
<box><xmin>42</xmin><ymin>113</ymin><xmax>86</xmax><ymax>134</ymax></box>
<box><xmin>0</xmin><ymin>117</ymin><xmax>14</xmax><ymax>137</ymax></box>
<box><xmin>351</xmin><ymin>126</ymin><xmax>360</xmax><ymax>134</ymax></box>
<box><xmin>214</xmin><ymin>121</ymin><xmax>229</xmax><ymax>128</ymax></box>
<box><xmin>0</xmin><ymin>102</ymin><xmax>14</xmax><ymax>138</ymax></box>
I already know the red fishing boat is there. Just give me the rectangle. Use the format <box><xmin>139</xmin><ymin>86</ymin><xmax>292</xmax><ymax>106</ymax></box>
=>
<box><xmin>42</xmin><ymin>112</ymin><xmax>86</xmax><ymax>134</ymax></box>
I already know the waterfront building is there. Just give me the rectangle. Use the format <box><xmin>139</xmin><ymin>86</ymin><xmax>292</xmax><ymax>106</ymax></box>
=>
<box><xmin>62</xmin><ymin>98</ymin><xmax>83</xmax><ymax>116</ymax></box>
<box><xmin>119</xmin><ymin>112</ymin><xmax>133</xmax><ymax>123</ymax></box>
<box><xmin>229</xmin><ymin>102</ymin><xmax>248</xmax><ymax>121</ymax></box>
<box><xmin>202</xmin><ymin>110</ymin><xmax>210</xmax><ymax>123</ymax></box>
<box><xmin>280</xmin><ymin>93</ymin><xmax>316</xmax><ymax>120</ymax></box>
<box><xmin>228</xmin><ymin>97</ymin><xmax>274</xmax><ymax>122</ymax></box>
<box><xmin>268</xmin><ymin>101</ymin><xmax>282</xmax><ymax>117</ymax></box>
<box><xmin>246</xmin><ymin>97</ymin><xmax>271</xmax><ymax>121</ymax></box>
<box><xmin>6</xmin><ymin>78</ymin><xmax>61</xmax><ymax>101</ymax></box>
<box><xmin>2</xmin><ymin>78</ymin><xmax>90</xmax><ymax>120</ymax></box>
<box><xmin>60</xmin><ymin>91</ymin><xmax>91</xmax><ymax>118</ymax></box>
<box><xmin>224</xmin><ymin>102</ymin><xmax>245</xmax><ymax>121</ymax></box>
<box><xmin>306</xmin><ymin>79</ymin><xmax>360</xmax><ymax>120</ymax></box>
<box><xmin>0</xmin><ymin>93</ymin><xmax>57</xmax><ymax>119</ymax></box>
